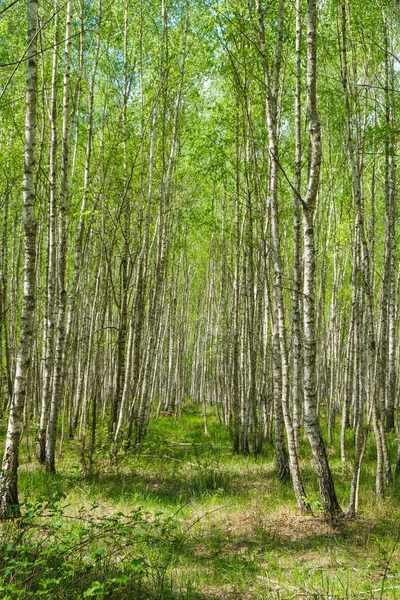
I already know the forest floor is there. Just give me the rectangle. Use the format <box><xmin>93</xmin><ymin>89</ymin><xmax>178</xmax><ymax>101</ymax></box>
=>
<box><xmin>1</xmin><ymin>405</ymin><xmax>400</xmax><ymax>599</ymax></box>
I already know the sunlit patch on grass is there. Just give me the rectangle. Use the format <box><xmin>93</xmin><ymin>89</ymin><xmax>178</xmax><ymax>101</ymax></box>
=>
<box><xmin>3</xmin><ymin>405</ymin><xmax>400</xmax><ymax>598</ymax></box>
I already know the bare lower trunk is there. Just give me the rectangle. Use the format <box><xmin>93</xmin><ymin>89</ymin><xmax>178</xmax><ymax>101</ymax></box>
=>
<box><xmin>302</xmin><ymin>0</ymin><xmax>342</xmax><ymax>518</ymax></box>
<box><xmin>256</xmin><ymin>0</ymin><xmax>309</xmax><ymax>513</ymax></box>
<box><xmin>45</xmin><ymin>0</ymin><xmax>72</xmax><ymax>473</ymax></box>
<box><xmin>0</xmin><ymin>0</ymin><xmax>38</xmax><ymax>518</ymax></box>
<box><xmin>292</xmin><ymin>0</ymin><xmax>303</xmax><ymax>457</ymax></box>
<box><xmin>340</xmin><ymin>0</ymin><xmax>391</xmax><ymax>499</ymax></box>
<box><xmin>38</xmin><ymin>3</ymin><xmax>58</xmax><ymax>464</ymax></box>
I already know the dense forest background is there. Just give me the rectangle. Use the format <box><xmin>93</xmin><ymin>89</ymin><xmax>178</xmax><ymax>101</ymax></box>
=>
<box><xmin>1</xmin><ymin>0</ymin><xmax>400</xmax><ymax>596</ymax></box>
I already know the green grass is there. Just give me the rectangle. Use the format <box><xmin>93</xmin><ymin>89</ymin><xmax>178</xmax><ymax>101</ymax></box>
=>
<box><xmin>1</xmin><ymin>405</ymin><xmax>400</xmax><ymax>598</ymax></box>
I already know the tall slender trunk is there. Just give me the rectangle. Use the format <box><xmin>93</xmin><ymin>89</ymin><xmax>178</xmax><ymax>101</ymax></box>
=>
<box><xmin>340</xmin><ymin>0</ymin><xmax>391</xmax><ymax>499</ymax></box>
<box><xmin>136</xmin><ymin>2</ymin><xmax>187</xmax><ymax>444</ymax></box>
<box><xmin>232</xmin><ymin>110</ymin><xmax>241</xmax><ymax>453</ymax></box>
<box><xmin>37</xmin><ymin>4</ymin><xmax>58</xmax><ymax>464</ymax></box>
<box><xmin>110</xmin><ymin>2</ymin><xmax>131</xmax><ymax>433</ymax></box>
<box><xmin>383</xmin><ymin>30</ymin><xmax>396</xmax><ymax>432</ymax></box>
<box><xmin>302</xmin><ymin>0</ymin><xmax>342</xmax><ymax>518</ymax></box>
<box><xmin>64</xmin><ymin>0</ymin><xmax>101</xmax><ymax>423</ymax></box>
<box><xmin>0</xmin><ymin>0</ymin><xmax>38</xmax><ymax>518</ymax></box>
<box><xmin>45</xmin><ymin>0</ymin><xmax>73</xmax><ymax>473</ymax></box>
<box><xmin>256</xmin><ymin>0</ymin><xmax>309</xmax><ymax>514</ymax></box>
<box><xmin>48</xmin><ymin>0</ymin><xmax>72</xmax><ymax>460</ymax></box>
<box><xmin>2</xmin><ymin>193</ymin><xmax>12</xmax><ymax>407</ymax></box>
<box><xmin>292</xmin><ymin>0</ymin><xmax>303</xmax><ymax>456</ymax></box>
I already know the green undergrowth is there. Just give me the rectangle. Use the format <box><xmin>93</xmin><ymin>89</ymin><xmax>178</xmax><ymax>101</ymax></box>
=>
<box><xmin>1</xmin><ymin>404</ymin><xmax>400</xmax><ymax>598</ymax></box>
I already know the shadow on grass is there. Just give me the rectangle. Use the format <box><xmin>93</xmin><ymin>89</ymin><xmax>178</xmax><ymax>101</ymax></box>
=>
<box><xmin>3</xmin><ymin>509</ymin><xmax>400</xmax><ymax>600</ymax></box>
<box><xmin>13</xmin><ymin>408</ymin><xmax>400</xmax><ymax>599</ymax></box>
<box><xmin>62</xmin><ymin>454</ymin><xmax>302</xmax><ymax>507</ymax></box>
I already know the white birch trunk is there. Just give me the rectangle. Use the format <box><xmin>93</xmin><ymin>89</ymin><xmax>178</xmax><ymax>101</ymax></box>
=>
<box><xmin>37</xmin><ymin>3</ymin><xmax>58</xmax><ymax>464</ymax></box>
<box><xmin>0</xmin><ymin>0</ymin><xmax>38</xmax><ymax>518</ymax></box>
<box><xmin>302</xmin><ymin>0</ymin><xmax>342</xmax><ymax>518</ymax></box>
<box><xmin>256</xmin><ymin>0</ymin><xmax>309</xmax><ymax>513</ymax></box>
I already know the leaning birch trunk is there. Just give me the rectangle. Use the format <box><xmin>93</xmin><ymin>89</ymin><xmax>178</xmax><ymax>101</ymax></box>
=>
<box><xmin>302</xmin><ymin>0</ymin><xmax>342</xmax><ymax>518</ymax></box>
<box><xmin>0</xmin><ymin>0</ymin><xmax>38</xmax><ymax>518</ymax></box>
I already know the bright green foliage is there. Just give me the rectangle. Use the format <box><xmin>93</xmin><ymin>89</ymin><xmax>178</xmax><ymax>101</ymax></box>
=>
<box><xmin>1</xmin><ymin>0</ymin><xmax>400</xmax><ymax>592</ymax></box>
<box><xmin>1</xmin><ymin>407</ymin><xmax>400</xmax><ymax>598</ymax></box>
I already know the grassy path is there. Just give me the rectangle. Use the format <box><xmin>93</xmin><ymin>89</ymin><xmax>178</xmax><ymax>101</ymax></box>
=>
<box><xmin>1</xmin><ymin>406</ymin><xmax>400</xmax><ymax>598</ymax></box>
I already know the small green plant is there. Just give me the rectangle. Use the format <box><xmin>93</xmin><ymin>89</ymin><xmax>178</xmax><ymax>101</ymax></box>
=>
<box><xmin>0</xmin><ymin>482</ymin><xmax>182</xmax><ymax>599</ymax></box>
<box><xmin>4</xmin><ymin>404</ymin><xmax>400</xmax><ymax>599</ymax></box>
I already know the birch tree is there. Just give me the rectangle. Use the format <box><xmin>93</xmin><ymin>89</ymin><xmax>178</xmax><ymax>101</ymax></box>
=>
<box><xmin>301</xmin><ymin>0</ymin><xmax>342</xmax><ymax>518</ymax></box>
<box><xmin>0</xmin><ymin>0</ymin><xmax>38</xmax><ymax>518</ymax></box>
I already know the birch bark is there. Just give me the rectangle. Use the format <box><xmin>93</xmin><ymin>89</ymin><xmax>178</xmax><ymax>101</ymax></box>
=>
<box><xmin>47</xmin><ymin>0</ymin><xmax>72</xmax><ymax>468</ymax></box>
<box><xmin>0</xmin><ymin>0</ymin><xmax>38</xmax><ymax>518</ymax></box>
<box><xmin>37</xmin><ymin>3</ymin><xmax>58</xmax><ymax>464</ymax></box>
<box><xmin>256</xmin><ymin>0</ymin><xmax>309</xmax><ymax>513</ymax></box>
<box><xmin>302</xmin><ymin>0</ymin><xmax>342</xmax><ymax>517</ymax></box>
